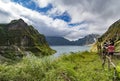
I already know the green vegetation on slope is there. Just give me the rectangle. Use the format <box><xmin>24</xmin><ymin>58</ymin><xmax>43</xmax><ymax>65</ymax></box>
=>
<box><xmin>100</xmin><ymin>20</ymin><xmax>120</xmax><ymax>42</ymax></box>
<box><xmin>91</xmin><ymin>19</ymin><xmax>120</xmax><ymax>52</ymax></box>
<box><xmin>0</xmin><ymin>19</ymin><xmax>55</xmax><ymax>60</ymax></box>
<box><xmin>115</xmin><ymin>40</ymin><xmax>120</xmax><ymax>51</ymax></box>
<box><xmin>1</xmin><ymin>52</ymin><xmax>120</xmax><ymax>81</ymax></box>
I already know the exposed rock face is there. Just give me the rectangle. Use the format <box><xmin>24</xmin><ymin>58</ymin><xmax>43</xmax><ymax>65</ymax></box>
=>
<box><xmin>0</xmin><ymin>19</ymin><xmax>55</xmax><ymax>60</ymax></box>
<box><xmin>8</xmin><ymin>19</ymin><xmax>28</xmax><ymax>30</ymax></box>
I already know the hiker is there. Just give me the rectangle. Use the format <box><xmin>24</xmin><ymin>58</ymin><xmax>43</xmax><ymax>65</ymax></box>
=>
<box><xmin>102</xmin><ymin>41</ymin><xmax>108</xmax><ymax>55</ymax></box>
<box><xmin>97</xmin><ymin>43</ymin><xmax>101</xmax><ymax>54</ymax></box>
<box><xmin>109</xmin><ymin>39</ymin><xmax>114</xmax><ymax>45</ymax></box>
<box><xmin>102</xmin><ymin>41</ymin><xmax>108</xmax><ymax>68</ymax></box>
<box><xmin>107</xmin><ymin>42</ymin><xmax>115</xmax><ymax>59</ymax></box>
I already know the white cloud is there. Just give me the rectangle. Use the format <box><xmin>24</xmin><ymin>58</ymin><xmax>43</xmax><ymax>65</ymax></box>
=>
<box><xmin>0</xmin><ymin>0</ymin><xmax>76</xmax><ymax>38</ymax></box>
<box><xmin>47</xmin><ymin>0</ymin><xmax>120</xmax><ymax>38</ymax></box>
<box><xmin>32</xmin><ymin>0</ymin><xmax>52</xmax><ymax>8</ymax></box>
<box><xmin>0</xmin><ymin>0</ymin><xmax>120</xmax><ymax>40</ymax></box>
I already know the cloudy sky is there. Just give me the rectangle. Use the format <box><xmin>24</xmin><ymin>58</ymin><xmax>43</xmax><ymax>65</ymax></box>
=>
<box><xmin>0</xmin><ymin>0</ymin><xmax>120</xmax><ymax>40</ymax></box>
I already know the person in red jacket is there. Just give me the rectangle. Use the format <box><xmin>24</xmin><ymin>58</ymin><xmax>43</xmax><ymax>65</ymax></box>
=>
<box><xmin>107</xmin><ymin>43</ymin><xmax>115</xmax><ymax>59</ymax></box>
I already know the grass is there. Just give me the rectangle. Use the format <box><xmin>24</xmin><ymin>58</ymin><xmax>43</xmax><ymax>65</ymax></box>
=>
<box><xmin>0</xmin><ymin>51</ymin><xmax>120</xmax><ymax>81</ymax></box>
<box><xmin>115</xmin><ymin>40</ymin><xmax>120</xmax><ymax>52</ymax></box>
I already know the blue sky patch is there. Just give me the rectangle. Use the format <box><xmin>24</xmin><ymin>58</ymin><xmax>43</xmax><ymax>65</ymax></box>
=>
<box><xmin>12</xmin><ymin>0</ymin><xmax>71</xmax><ymax>23</ymax></box>
<box><xmin>68</xmin><ymin>21</ymin><xmax>87</xmax><ymax>27</ymax></box>
<box><xmin>36</xmin><ymin>4</ymin><xmax>53</xmax><ymax>13</ymax></box>
<box><xmin>52</xmin><ymin>11</ymin><xmax>71</xmax><ymax>22</ymax></box>
<box><xmin>12</xmin><ymin>0</ymin><xmax>53</xmax><ymax>13</ymax></box>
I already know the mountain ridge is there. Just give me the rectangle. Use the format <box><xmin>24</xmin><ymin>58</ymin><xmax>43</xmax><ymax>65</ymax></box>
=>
<box><xmin>46</xmin><ymin>34</ymin><xmax>100</xmax><ymax>46</ymax></box>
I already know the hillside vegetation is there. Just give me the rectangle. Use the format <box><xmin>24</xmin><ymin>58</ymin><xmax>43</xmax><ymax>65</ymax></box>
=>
<box><xmin>100</xmin><ymin>20</ymin><xmax>120</xmax><ymax>41</ymax></box>
<box><xmin>91</xmin><ymin>19</ymin><xmax>120</xmax><ymax>52</ymax></box>
<box><xmin>0</xmin><ymin>19</ymin><xmax>55</xmax><ymax>60</ymax></box>
<box><xmin>1</xmin><ymin>51</ymin><xmax>120</xmax><ymax>81</ymax></box>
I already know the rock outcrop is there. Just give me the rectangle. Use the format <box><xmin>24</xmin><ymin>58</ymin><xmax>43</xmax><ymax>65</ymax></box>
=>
<box><xmin>0</xmin><ymin>19</ymin><xmax>55</xmax><ymax>60</ymax></box>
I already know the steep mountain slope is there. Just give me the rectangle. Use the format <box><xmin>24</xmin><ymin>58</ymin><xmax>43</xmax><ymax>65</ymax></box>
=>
<box><xmin>0</xmin><ymin>19</ymin><xmax>55</xmax><ymax>60</ymax></box>
<box><xmin>100</xmin><ymin>19</ymin><xmax>120</xmax><ymax>42</ymax></box>
<box><xmin>46</xmin><ymin>34</ymin><xmax>99</xmax><ymax>46</ymax></box>
<box><xmin>75</xmin><ymin>34</ymin><xmax>100</xmax><ymax>45</ymax></box>
<box><xmin>91</xmin><ymin>19</ymin><xmax>120</xmax><ymax>52</ymax></box>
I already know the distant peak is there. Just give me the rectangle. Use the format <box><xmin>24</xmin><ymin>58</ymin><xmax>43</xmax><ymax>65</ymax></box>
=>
<box><xmin>17</xmin><ymin>19</ymin><xmax>27</xmax><ymax>25</ymax></box>
<box><xmin>10</xmin><ymin>18</ymin><xmax>25</xmax><ymax>24</ymax></box>
<box><xmin>18</xmin><ymin>18</ymin><xmax>24</xmax><ymax>22</ymax></box>
<box><xmin>11</xmin><ymin>18</ymin><xmax>25</xmax><ymax>23</ymax></box>
<box><xmin>8</xmin><ymin>18</ymin><xmax>28</xmax><ymax>29</ymax></box>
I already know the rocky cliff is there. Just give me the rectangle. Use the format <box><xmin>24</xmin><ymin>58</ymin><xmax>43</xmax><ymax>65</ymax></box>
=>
<box><xmin>0</xmin><ymin>19</ymin><xmax>55</xmax><ymax>60</ymax></box>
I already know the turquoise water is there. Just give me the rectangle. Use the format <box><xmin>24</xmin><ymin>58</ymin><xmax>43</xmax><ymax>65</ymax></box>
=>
<box><xmin>51</xmin><ymin>46</ymin><xmax>90</xmax><ymax>57</ymax></box>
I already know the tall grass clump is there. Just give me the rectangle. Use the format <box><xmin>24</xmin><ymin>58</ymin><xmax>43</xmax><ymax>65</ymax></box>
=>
<box><xmin>0</xmin><ymin>55</ymin><xmax>54</xmax><ymax>81</ymax></box>
<box><xmin>0</xmin><ymin>51</ymin><xmax>119</xmax><ymax>81</ymax></box>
